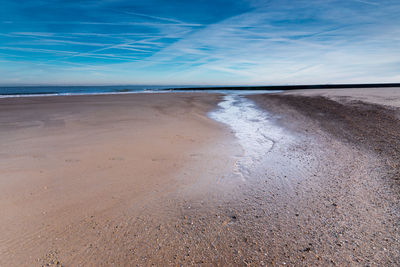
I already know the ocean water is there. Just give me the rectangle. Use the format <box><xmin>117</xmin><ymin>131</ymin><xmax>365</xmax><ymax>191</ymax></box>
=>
<box><xmin>0</xmin><ymin>85</ymin><xmax>188</xmax><ymax>97</ymax></box>
<box><xmin>0</xmin><ymin>85</ymin><xmax>282</xmax><ymax>97</ymax></box>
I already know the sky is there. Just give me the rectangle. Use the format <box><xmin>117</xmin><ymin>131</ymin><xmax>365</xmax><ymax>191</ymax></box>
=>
<box><xmin>0</xmin><ymin>0</ymin><xmax>399</xmax><ymax>86</ymax></box>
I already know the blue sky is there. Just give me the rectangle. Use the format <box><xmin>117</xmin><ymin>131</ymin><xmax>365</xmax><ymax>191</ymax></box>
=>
<box><xmin>0</xmin><ymin>0</ymin><xmax>399</xmax><ymax>85</ymax></box>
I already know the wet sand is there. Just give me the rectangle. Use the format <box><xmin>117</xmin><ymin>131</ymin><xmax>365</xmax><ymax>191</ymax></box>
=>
<box><xmin>1</xmin><ymin>89</ymin><xmax>400</xmax><ymax>266</ymax></box>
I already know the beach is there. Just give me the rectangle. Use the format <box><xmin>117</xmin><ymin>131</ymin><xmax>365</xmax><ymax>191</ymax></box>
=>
<box><xmin>247</xmin><ymin>88</ymin><xmax>400</xmax><ymax>265</ymax></box>
<box><xmin>0</xmin><ymin>93</ymin><xmax>241</xmax><ymax>265</ymax></box>
<box><xmin>1</xmin><ymin>89</ymin><xmax>400</xmax><ymax>266</ymax></box>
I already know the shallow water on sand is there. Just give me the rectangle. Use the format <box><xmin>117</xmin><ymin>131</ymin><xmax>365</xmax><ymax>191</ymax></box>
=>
<box><xmin>209</xmin><ymin>94</ymin><xmax>290</xmax><ymax>177</ymax></box>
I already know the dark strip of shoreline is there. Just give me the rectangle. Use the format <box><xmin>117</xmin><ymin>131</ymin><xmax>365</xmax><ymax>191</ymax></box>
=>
<box><xmin>168</xmin><ymin>83</ymin><xmax>400</xmax><ymax>91</ymax></box>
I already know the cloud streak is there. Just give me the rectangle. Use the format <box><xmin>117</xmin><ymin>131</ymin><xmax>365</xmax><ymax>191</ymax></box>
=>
<box><xmin>0</xmin><ymin>0</ymin><xmax>399</xmax><ymax>85</ymax></box>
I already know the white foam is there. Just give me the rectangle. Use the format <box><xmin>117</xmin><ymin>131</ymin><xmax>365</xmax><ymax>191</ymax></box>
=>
<box><xmin>209</xmin><ymin>93</ymin><xmax>290</xmax><ymax>176</ymax></box>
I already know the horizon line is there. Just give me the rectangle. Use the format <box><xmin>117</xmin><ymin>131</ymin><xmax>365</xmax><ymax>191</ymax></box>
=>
<box><xmin>0</xmin><ymin>82</ymin><xmax>399</xmax><ymax>89</ymax></box>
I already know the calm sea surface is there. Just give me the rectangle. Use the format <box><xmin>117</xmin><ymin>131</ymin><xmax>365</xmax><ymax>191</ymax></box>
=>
<box><xmin>0</xmin><ymin>86</ymin><xmax>281</xmax><ymax>97</ymax></box>
<box><xmin>0</xmin><ymin>85</ymin><xmax>192</xmax><ymax>97</ymax></box>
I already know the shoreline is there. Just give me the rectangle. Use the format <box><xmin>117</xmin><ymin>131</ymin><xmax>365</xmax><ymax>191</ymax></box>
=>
<box><xmin>0</xmin><ymin>90</ymin><xmax>180</xmax><ymax>99</ymax></box>
<box><xmin>1</xmin><ymin>83</ymin><xmax>399</xmax><ymax>99</ymax></box>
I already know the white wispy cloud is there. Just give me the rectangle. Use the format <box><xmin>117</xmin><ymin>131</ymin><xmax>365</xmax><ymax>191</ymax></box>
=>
<box><xmin>108</xmin><ymin>9</ymin><xmax>198</xmax><ymax>25</ymax></box>
<box><xmin>103</xmin><ymin>0</ymin><xmax>399</xmax><ymax>84</ymax></box>
<box><xmin>1</xmin><ymin>0</ymin><xmax>399</xmax><ymax>85</ymax></box>
<box><xmin>352</xmin><ymin>0</ymin><xmax>380</xmax><ymax>6</ymax></box>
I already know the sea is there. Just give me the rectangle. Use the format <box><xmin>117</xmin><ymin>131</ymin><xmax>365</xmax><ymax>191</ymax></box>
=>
<box><xmin>0</xmin><ymin>85</ymin><xmax>281</xmax><ymax>97</ymax></box>
<box><xmin>0</xmin><ymin>85</ymin><xmax>193</xmax><ymax>97</ymax></box>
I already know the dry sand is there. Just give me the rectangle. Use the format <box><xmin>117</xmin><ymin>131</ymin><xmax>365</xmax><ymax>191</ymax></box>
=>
<box><xmin>247</xmin><ymin>88</ymin><xmax>400</xmax><ymax>266</ymax></box>
<box><xmin>285</xmin><ymin>87</ymin><xmax>400</xmax><ymax>107</ymax></box>
<box><xmin>1</xmin><ymin>89</ymin><xmax>400</xmax><ymax>266</ymax></box>
<box><xmin>0</xmin><ymin>93</ymin><xmax>241</xmax><ymax>266</ymax></box>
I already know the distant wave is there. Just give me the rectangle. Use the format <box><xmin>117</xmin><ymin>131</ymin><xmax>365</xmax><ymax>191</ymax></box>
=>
<box><xmin>0</xmin><ymin>85</ymin><xmax>286</xmax><ymax>98</ymax></box>
<box><xmin>0</xmin><ymin>85</ymin><xmax>180</xmax><ymax>98</ymax></box>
